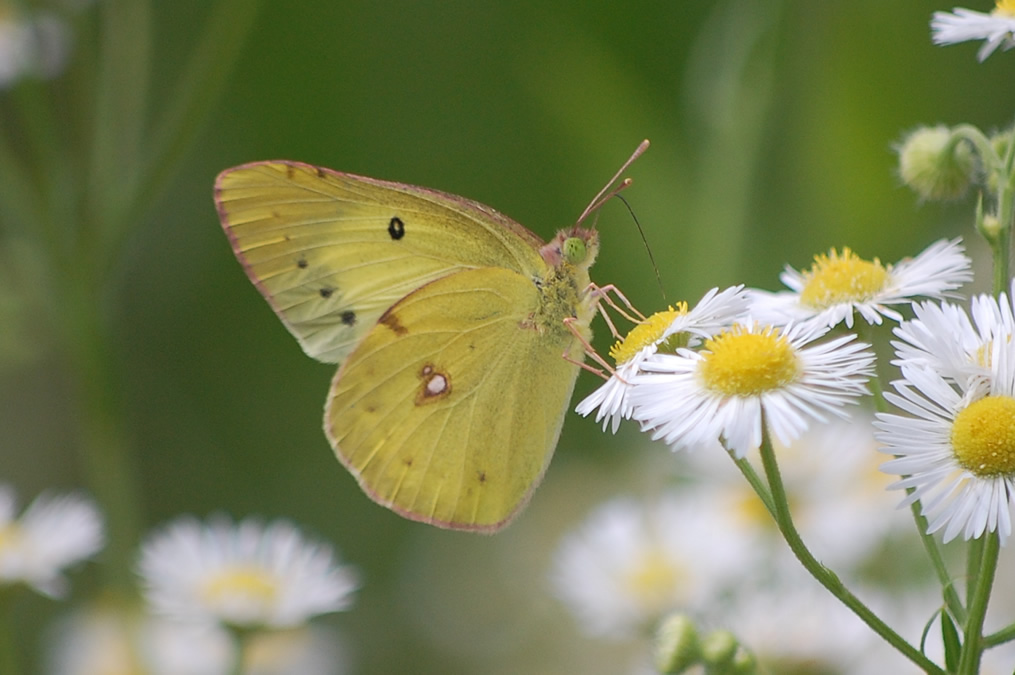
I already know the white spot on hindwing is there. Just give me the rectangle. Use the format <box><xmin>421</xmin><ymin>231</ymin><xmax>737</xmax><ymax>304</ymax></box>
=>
<box><xmin>426</xmin><ymin>373</ymin><xmax>448</xmax><ymax>395</ymax></box>
<box><xmin>417</xmin><ymin>364</ymin><xmax>451</xmax><ymax>404</ymax></box>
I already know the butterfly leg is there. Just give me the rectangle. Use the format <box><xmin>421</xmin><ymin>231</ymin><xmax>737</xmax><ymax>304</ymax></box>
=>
<box><xmin>562</xmin><ymin>316</ymin><xmax>616</xmax><ymax>379</ymax></box>
<box><xmin>589</xmin><ymin>283</ymin><xmax>647</xmax><ymax>324</ymax></box>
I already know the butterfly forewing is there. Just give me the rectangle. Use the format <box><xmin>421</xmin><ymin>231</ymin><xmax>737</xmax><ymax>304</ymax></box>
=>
<box><xmin>215</xmin><ymin>161</ymin><xmax>548</xmax><ymax>363</ymax></box>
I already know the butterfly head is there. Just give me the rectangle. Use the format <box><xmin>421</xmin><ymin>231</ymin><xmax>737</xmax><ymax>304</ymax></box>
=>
<box><xmin>540</xmin><ymin>227</ymin><xmax>599</xmax><ymax>271</ymax></box>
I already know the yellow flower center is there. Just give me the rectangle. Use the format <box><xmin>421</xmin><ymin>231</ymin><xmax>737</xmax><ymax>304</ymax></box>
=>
<box><xmin>0</xmin><ymin>523</ymin><xmax>24</xmax><ymax>555</ymax></box>
<box><xmin>200</xmin><ymin>565</ymin><xmax>278</xmax><ymax>608</ymax></box>
<box><xmin>699</xmin><ymin>325</ymin><xmax>801</xmax><ymax>396</ymax></box>
<box><xmin>798</xmin><ymin>248</ymin><xmax>889</xmax><ymax>310</ymax></box>
<box><xmin>609</xmin><ymin>303</ymin><xmax>688</xmax><ymax>365</ymax></box>
<box><xmin>995</xmin><ymin>0</ymin><xmax>1015</xmax><ymax>17</ymax></box>
<box><xmin>950</xmin><ymin>395</ymin><xmax>1015</xmax><ymax>477</ymax></box>
<box><xmin>623</xmin><ymin>548</ymin><xmax>684</xmax><ymax>610</ymax></box>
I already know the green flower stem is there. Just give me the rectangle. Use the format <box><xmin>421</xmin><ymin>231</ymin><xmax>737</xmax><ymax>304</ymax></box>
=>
<box><xmin>854</xmin><ymin>322</ymin><xmax>887</xmax><ymax>412</ymax></box>
<box><xmin>230</xmin><ymin>641</ymin><xmax>245</xmax><ymax>675</ymax></box>
<box><xmin>956</xmin><ymin>533</ymin><xmax>999</xmax><ymax>675</ymax></box>
<box><xmin>62</xmin><ymin>273</ymin><xmax>143</xmax><ymax>592</ymax></box>
<box><xmin>917</xmin><ymin>507</ymin><xmax>965</xmax><ymax>626</ymax></box>
<box><xmin>951</xmin><ymin>125</ymin><xmax>996</xmax><ymax>175</ymax></box>
<box><xmin>99</xmin><ymin>0</ymin><xmax>263</xmax><ymax>282</ymax></box>
<box><xmin>0</xmin><ymin>106</ymin><xmax>46</xmax><ymax>241</ymax></box>
<box><xmin>730</xmin><ymin>454</ymin><xmax>775</xmax><ymax>518</ymax></box>
<box><xmin>757</xmin><ymin>425</ymin><xmax>945</xmax><ymax>675</ymax></box>
<box><xmin>953</xmin><ymin>122</ymin><xmax>1013</xmax><ymax>289</ymax></box>
<box><xmin>8</xmin><ymin>81</ymin><xmax>75</xmax><ymax>260</ymax></box>
<box><xmin>227</xmin><ymin>626</ymin><xmax>256</xmax><ymax>675</ymax></box>
<box><xmin>0</xmin><ymin>593</ymin><xmax>21</xmax><ymax>675</ymax></box>
<box><xmin>993</xmin><ymin>171</ymin><xmax>1012</xmax><ymax>294</ymax></box>
<box><xmin>87</xmin><ymin>0</ymin><xmax>151</xmax><ymax>255</ymax></box>
<box><xmin>857</xmin><ymin>322</ymin><xmax>964</xmax><ymax>624</ymax></box>
<box><xmin>964</xmin><ymin>537</ymin><xmax>983</xmax><ymax>620</ymax></box>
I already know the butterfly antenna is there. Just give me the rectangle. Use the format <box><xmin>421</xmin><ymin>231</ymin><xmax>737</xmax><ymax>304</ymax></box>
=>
<box><xmin>615</xmin><ymin>194</ymin><xmax>666</xmax><ymax>303</ymax></box>
<box><xmin>576</xmin><ymin>139</ymin><xmax>650</xmax><ymax>226</ymax></box>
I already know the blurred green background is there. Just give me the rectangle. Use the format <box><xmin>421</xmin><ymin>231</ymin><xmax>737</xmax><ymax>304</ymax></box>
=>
<box><xmin>2</xmin><ymin>0</ymin><xmax>1013</xmax><ymax>672</ymax></box>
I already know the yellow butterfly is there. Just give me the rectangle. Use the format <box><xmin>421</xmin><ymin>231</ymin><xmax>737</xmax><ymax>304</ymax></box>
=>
<box><xmin>214</xmin><ymin>143</ymin><xmax>646</xmax><ymax>532</ymax></box>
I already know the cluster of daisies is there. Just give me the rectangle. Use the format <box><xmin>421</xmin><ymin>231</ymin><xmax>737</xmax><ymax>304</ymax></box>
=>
<box><xmin>0</xmin><ymin>486</ymin><xmax>358</xmax><ymax>674</ymax></box>
<box><xmin>577</xmin><ymin>237</ymin><xmax>1015</xmax><ymax>546</ymax></box>
<box><xmin>548</xmin><ymin>415</ymin><xmax>943</xmax><ymax>673</ymax></box>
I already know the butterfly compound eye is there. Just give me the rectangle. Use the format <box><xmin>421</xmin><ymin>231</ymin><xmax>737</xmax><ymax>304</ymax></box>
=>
<box><xmin>562</xmin><ymin>237</ymin><xmax>587</xmax><ymax>265</ymax></box>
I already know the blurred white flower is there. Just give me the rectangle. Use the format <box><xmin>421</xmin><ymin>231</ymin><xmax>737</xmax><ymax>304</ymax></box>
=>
<box><xmin>138</xmin><ymin>515</ymin><xmax>358</xmax><ymax>629</ymax></box>
<box><xmin>683</xmin><ymin>411</ymin><xmax>907</xmax><ymax>571</ymax></box>
<box><xmin>932</xmin><ymin>1</ymin><xmax>1015</xmax><ymax>61</ymax></box>
<box><xmin>727</xmin><ymin>578</ymin><xmax>911</xmax><ymax>674</ymax></box>
<box><xmin>0</xmin><ymin>9</ymin><xmax>71</xmax><ymax>89</ymax></box>
<box><xmin>0</xmin><ymin>485</ymin><xmax>104</xmax><ymax>598</ymax></box>
<box><xmin>46</xmin><ymin>604</ymin><xmax>232</xmax><ymax>675</ymax></box>
<box><xmin>46</xmin><ymin>603</ymin><xmax>350</xmax><ymax>675</ymax></box>
<box><xmin>576</xmin><ymin>286</ymin><xmax>748</xmax><ymax>433</ymax></box>
<box><xmin>246</xmin><ymin>626</ymin><xmax>349</xmax><ymax>675</ymax></box>
<box><xmin>749</xmin><ymin>239</ymin><xmax>971</xmax><ymax>329</ymax></box>
<box><xmin>550</xmin><ymin>494</ymin><xmax>753</xmax><ymax>638</ymax></box>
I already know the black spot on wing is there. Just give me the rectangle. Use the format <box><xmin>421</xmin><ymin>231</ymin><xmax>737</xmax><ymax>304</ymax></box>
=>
<box><xmin>341</xmin><ymin>310</ymin><xmax>356</xmax><ymax>326</ymax></box>
<box><xmin>319</xmin><ymin>287</ymin><xmax>334</xmax><ymax>299</ymax></box>
<box><xmin>296</xmin><ymin>257</ymin><xmax>308</xmax><ymax>269</ymax></box>
<box><xmin>388</xmin><ymin>216</ymin><xmax>405</xmax><ymax>240</ymax></box>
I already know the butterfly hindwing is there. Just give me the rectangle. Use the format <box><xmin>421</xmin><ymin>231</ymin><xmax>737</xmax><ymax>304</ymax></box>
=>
<box><xmin>324</xmin><ymin>266</ymin><xmax>583</xmax><ymax>532</ymax></box>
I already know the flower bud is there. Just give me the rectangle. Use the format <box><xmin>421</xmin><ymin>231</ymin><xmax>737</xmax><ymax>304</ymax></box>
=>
<box><xmin>897</xmin><ymin>125</ymin><xmax>976</xmax><ymax>200</ymax></box>
<box><xmin>990</xmin><ymin>130</ymin><xmax>1011</xmax><ymax>161</ymax></box>
<box><xmin>986</xmin><ymin>130</ymin><xmax>1013</xmax><ymax>193</ymax></box>
<box><xmin>653</xmin><ymin>614</ymin><xmax>701</xmax><ymax>674</ymax></box>
<box><xmin>700</xmin><ymin>629</ymin><xmax>738</xmax><ymax>667</ymax></box>
<box><xmin>700</xmin><ymin>629</ymin><xmax>757</xmax><ymax>675</ymax></box>
<box><xmin>979</xmin><ymin>212</ymin><xmax>1001</xmax><ymax>242</ymax></box>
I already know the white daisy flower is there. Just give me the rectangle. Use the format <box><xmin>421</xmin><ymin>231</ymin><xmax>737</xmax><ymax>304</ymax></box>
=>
<box><xmin>550</xmin><ymin>494</ymin><xmax>752</xmax><ymax>638</ymax></box>
<box><xmin>891</xmin><ymin>284</ymin><xmax>1014</xmax><ymax>387</ymax></box>
<box><xmin>749</xmin><ymin>239</ymin><xmax>972</xmax><ymax>329</ymax></box>
<box><xmin>138</xmin><ymin>515</ymin><xmax>359</xmax><ymax>629</ymax></box>
<box><xmin>876</xmin><ymin>350</ymin><xmax>1015</xmax><ymax>544</ymax></box>
<box><xmin>630</xmin><ymin>321</ymin><xmax>874</xmax><ymax>458</ymax></box>
<box><xmin>576</xmin><ymin>286</ymin><xmax>749</xmax><ymax>432</ymax></box>
<box><xmin>0</xmin><ymin>486</ymin><xmax>104</xmax><ymax>598</ymax></box>
<box><xmin>932</xmin><ymin>1</ymin><xmax>1015</xmax><ymax>61</ymax></box>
